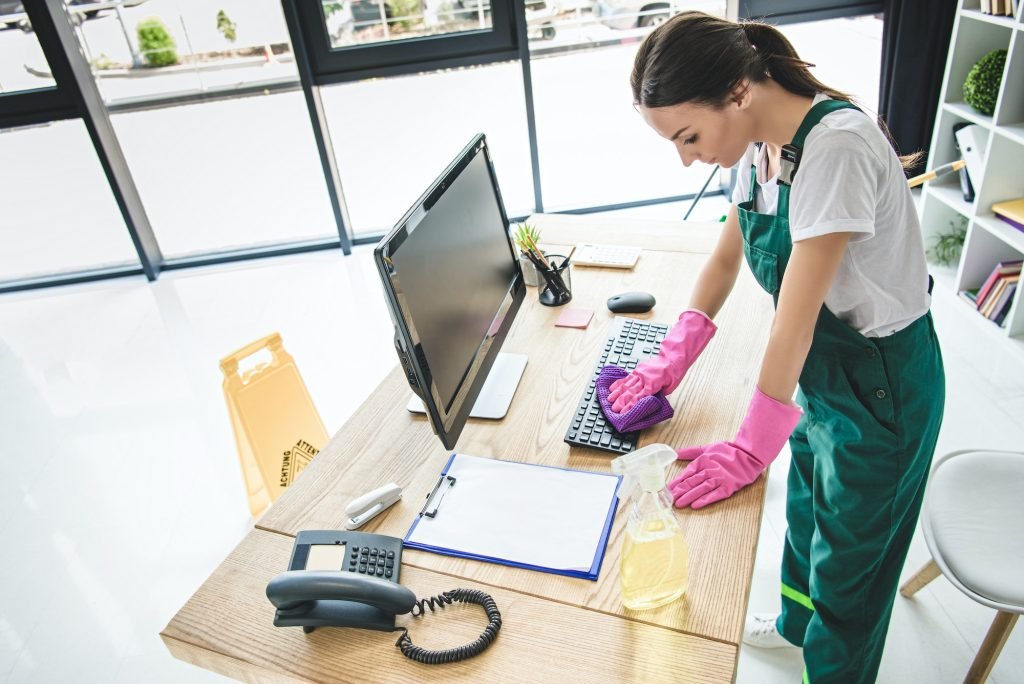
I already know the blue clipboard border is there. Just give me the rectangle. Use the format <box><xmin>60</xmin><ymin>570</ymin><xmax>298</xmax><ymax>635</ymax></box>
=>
<box><xmin>403</xmin><ymin>453</ymin><xmax>622</xmax><ymax>581</ymax></box>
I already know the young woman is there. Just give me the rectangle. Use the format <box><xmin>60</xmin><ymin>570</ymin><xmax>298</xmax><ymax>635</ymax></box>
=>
<box><xmin>607</xmin><ymin>11</ymin><xmax>945</xmax><ymax>683</ymax></box>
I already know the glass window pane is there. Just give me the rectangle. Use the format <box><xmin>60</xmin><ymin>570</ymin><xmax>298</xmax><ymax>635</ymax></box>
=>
<box><xmin>0</xmin><ymin>9</ymin><xmax>56</xmax><ymax>93</ymax></box>
<box><xmin>320</xmin><ymin>61</ymin><xmax>534</xmax><ymax>235</ymax></box>
<box><xmin>70</xmin><ymin>0</ymin><xmax>297</xmax><ymax>106</ymax></box>
<box><xmin>0</xmin><ymin>120</ymin><xmax>139</xmax><ymax>283</ymax></box>
<box><xmin>531</xmin><ymin>2</ymin><xmax>727</xmax><ymax>210</ymax></box>
<box><xmin>533</xmin><ymin>42</ymin><xmax>719</xmax><ymax>211</ymax></box>
<box><xmin>531</xmin><ymin>4</ymin><xmax>882</xmax><ymax>211</ymax></box>
<box><xmin>778</xmin><ymin>15</ymin><xmax>883</xmax><ymax>112</ymax></box>
<box><xmin>110</xmin><ymin>91</ymin><xmax>338</xmax><ymax>258</ymax></box>
<box><xmin>323</xmin><ymin>0</ymin><xmax>494</xmax><ymax>49</ymax></box>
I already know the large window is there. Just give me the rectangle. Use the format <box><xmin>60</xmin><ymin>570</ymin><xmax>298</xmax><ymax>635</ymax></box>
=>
<box><xmin>0</xmin><ymin>0</ymin><xmax>888</xmax><ymax>291</ymax></box>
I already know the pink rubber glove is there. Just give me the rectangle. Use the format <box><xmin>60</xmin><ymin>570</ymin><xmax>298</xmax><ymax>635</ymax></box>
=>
<box><xmin>607</xmin><ymin>309</ymin><xmax>717</xmax><ymax>413</ymax></box>
<box><xmin>669</xmin><ymin>387</ymin><xmax>802</xmax><ymax>509</ymax></box>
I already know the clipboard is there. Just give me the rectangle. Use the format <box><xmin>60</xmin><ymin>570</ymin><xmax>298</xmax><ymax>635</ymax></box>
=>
<box><xmin>404</xmin><ymin>453</ymin><xmax>622</xmax><ymax>581</ymax></box>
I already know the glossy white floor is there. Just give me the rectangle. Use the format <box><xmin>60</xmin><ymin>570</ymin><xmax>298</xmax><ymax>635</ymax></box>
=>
<box><xmin>2</xmin><ymin>198</ymin><xmax>1023</xmax><ymax>683</ymax></box>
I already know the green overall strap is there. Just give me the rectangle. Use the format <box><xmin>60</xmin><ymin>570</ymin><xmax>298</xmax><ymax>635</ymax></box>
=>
<box><xmin>777</xmin><ymin>99</ymin><xmax>860</xmax><ymax>218</ymax></box>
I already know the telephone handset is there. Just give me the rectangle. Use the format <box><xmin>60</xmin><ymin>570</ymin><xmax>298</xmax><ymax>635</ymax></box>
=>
<box><xmin>266</xmin><ymin>530</ymin><xmax>502</xmax><ymax>664</ymax></box>
<box><xmin>268</xmin><ymin>571</ymin><xmax>417</xmax><ymax>631</ymax></box>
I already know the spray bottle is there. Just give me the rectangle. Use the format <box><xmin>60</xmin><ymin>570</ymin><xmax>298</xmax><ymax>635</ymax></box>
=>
<box><xmin>611</xmin><ymin>444</ymin><xmax>688</xmax><ymax>610</ymax></box>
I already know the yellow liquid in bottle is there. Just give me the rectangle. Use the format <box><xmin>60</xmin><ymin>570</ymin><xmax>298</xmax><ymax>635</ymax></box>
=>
<box><xmin>620</xmin><ymin>515</ymin><xmax>688</xmax><ymax>611</ymax></box>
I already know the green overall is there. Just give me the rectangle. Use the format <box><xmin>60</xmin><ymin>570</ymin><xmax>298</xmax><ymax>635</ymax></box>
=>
<box><xmin>735</xmin><ymin>100</ymin><xmax>945</xmax><ymax>683</ymax></box>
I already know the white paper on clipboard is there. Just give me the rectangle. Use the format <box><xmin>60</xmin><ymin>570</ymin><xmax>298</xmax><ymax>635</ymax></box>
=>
<box><xmin>405</xmin><ymin>453</ymin><xmax>621</xmax><ymax>574</ymax></box>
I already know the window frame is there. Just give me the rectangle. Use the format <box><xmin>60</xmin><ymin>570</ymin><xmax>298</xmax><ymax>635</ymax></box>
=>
<box><xmin>739</xmin><ymin>0</ymin><xmax>883</xmax><ymax>24</ymax></box>
<box><xmin>291</xmin><ymin>0</ymin><xmax>521</xmax><ymax>85</ymax></box>
<box><xmin>0</xmin><ymin>4</ymin><xmax>77</xmax><ymax>129</ymax></box>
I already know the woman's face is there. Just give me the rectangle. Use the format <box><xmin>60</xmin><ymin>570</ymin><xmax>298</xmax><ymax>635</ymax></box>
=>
<box><xmin>638</xmin><ymin>98</ymin><xmax>754</xmax><ymax>169</ymax></box>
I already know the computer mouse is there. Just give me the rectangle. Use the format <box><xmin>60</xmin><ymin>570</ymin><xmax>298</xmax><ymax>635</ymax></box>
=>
<box><xmin>607</xmin><ymin>291</ymin><xmax>656</xmax><ymax>314</ymax></box>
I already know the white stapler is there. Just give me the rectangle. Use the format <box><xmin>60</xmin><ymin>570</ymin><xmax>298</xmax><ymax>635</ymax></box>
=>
<box><xmin>345</xmin><ymin>482</ymin><xmax>403</xmax><ymax>530</ymax></box>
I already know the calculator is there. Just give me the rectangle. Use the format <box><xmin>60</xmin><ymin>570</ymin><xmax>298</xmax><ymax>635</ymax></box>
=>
<box><xmin>572</xmin><ymin>243</ymin><xmax>642</xmax><ymax>269</ymax></box>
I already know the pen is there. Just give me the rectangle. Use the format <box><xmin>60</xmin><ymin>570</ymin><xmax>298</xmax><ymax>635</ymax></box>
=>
<box><xmin>523</xmin><ymin>249</ymin><xmax>547</xmax><ymax>272</ymax></box>
<box><xmin>525</xmin><ymin>235</ymin><xmax>551</xmax><ymax>269</ymax></box>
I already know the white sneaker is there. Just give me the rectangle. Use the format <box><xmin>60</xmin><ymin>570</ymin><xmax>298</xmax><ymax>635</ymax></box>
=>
<box><xmin>743</xmin><ymin>613</ymin><xmax>796</xmax><ymax>648</ymax></box>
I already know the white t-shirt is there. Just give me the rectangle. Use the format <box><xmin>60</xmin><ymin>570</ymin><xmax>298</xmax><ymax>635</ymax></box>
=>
<box><xmin>731</xmin><ymin>94</ymin><xmax>931</xmax><ymax>338</ymax></box>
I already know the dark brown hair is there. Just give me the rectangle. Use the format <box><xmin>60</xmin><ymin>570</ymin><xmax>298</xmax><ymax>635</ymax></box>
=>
<box><xmin>631</xmin><ymin>11</ymin><xmax>921</xmax><ymax>171</ymax></box>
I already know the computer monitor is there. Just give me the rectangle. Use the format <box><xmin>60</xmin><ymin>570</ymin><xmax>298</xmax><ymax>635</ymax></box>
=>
<box><xmin>374</xmin><ymin>134</ymin><xmax>527</xmax><ymax>450</ymax></box>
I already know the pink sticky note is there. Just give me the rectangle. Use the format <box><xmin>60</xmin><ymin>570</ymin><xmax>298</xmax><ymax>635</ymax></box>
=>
<box><xmin>555</xmin><ymin>308</ymin><xmax>594</xmax><ymax>329</ymax></box>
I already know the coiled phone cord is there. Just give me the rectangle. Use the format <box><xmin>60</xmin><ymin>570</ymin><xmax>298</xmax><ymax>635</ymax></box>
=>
<box><xmin>394</xmin><ymin>588</ymin><xmax>502</xmax><ymax>664</ymax></box>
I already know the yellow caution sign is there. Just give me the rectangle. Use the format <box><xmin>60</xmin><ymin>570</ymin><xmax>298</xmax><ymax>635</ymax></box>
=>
<box><xmin>220</xmin><ymin>333</ymin><xmax>329</xmax><ymax>518</ymax></box>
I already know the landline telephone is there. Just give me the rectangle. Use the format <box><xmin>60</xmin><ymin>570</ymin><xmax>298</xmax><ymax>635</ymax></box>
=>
<box><xmin>266</xmin><ymin>530</ymin><xmax>502</xmax><ymax>664</ymax></box>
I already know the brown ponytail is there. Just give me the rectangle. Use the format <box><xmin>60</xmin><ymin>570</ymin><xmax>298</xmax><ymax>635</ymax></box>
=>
<box><xmin>738</xmin><ymin>22</ymin><xmax>852</xmax><ymax>103</ymax></box>
<box><xmin>632</xmin><ymin>12</ymin><xmax>920</xmax><ymax>173</ymax></box>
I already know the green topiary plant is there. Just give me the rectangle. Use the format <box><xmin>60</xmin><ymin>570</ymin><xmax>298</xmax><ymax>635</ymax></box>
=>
<box><xmin>963</xmin><ymin>48</ymin><xmax>1006</xmax><ymax>116</ymax></box>
<box><xmin>137</xmin><ymin>17</ymin><xmax>178</xmax><ymax>67</ymax></box>
<box><xmin>929</xmin><ymin>216</ymin><xmax>967</xmax><ymax>266</ymax></box>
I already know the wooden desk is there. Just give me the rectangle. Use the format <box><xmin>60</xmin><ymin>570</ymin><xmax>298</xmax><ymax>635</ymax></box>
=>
<box><xmin>162</xmin><ymin>214</ymin><xmax>774</xmax><ymax>682</ymax></box>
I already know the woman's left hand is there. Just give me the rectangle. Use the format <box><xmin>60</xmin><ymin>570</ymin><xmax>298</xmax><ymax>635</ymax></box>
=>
<box><xmin>669</xmin><ymin>387</ymin><xmax>802</xmax><ymax>508</ymax></box>
<box><xmin>669</xmin><ymin>441</ymin><xmax>766</xmax><ymax>508</ymax></box>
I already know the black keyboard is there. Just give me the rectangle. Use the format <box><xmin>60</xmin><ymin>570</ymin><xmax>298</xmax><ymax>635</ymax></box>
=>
<box><xmin>564</xmin><ymin>317</ymin><xmax>670</xmax><ymax>455</ymax></box>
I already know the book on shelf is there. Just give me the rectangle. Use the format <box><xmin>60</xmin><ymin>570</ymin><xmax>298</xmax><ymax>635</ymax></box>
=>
<box><xmin>993</xmin><ymin>198</ymin><xmax>1024</xmax><ymax>234</ymax></box>
<box><xmin>993</xmin><ymin>283</ymin><xmax>1016</xmax><ymax>326</ymax></box>
<box><xmin>982</xmin><ymin>276</ymin><xmax>1018</xmax><ymax>318</ymax></box>
<box><xmin>983</xmin><ymin>0</ymin><xmax>1018</xmax><ymax>16</ymax></box>
<box><xmin>981</xmin><ymin>278</ymin><xmax>1008</xmax><ymax>317</ymax></box>
<box><xmin>958</xmin><ymin>287</ymin><xmax>980</xmax><ymax>306</ymax></box>
<box><xmin>974</xmin><ymin>260</ymin><xmax>1022</xmax><ymax>309</ymax></box>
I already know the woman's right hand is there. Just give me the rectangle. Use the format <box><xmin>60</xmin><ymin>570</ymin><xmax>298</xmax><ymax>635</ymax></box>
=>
<box><xmin>607</xmin><ymin>309</ymin><xmax>717</xmax><ymax>412</ymax></box>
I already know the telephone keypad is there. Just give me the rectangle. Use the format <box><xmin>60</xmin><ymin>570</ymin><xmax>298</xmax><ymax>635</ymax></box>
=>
<box><xmin>348</xmin><ymin>544</ymin><xmax>400</xmax><ymax>581</ymax></box>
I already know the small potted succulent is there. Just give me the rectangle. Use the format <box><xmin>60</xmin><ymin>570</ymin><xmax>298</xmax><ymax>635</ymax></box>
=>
<box><xmin>513</xmin><ymin>222</ymin><xmax>545</xmax><ymax>287</ymax></box>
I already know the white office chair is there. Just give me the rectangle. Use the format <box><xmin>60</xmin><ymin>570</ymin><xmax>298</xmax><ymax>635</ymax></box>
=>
<box><xmin>900</xmin><ymin>449</ymin><xmax>1024</xmax><ymax>684</ymax></box>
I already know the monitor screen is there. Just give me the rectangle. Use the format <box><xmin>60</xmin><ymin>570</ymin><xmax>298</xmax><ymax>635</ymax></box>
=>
<box><xmin>374</xmin><ymin>135</ymin><xmax>525</xmax><ymax>449</ymax></box>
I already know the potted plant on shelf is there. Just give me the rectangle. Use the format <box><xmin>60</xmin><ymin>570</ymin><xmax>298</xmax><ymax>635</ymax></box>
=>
<box><xmin>929</xmin><ymin>217</ymin><xmax>967</xmax><ymax>267</ymax></box>
<box><xmin>963</xmin><ymin>48</ymin><xmax>1006</xmax><ymax>116</ymax></box>
<box><xmin>513</xmin><ymin>222</ymin><xmax>544</xmax><ymax>287</ymax></box>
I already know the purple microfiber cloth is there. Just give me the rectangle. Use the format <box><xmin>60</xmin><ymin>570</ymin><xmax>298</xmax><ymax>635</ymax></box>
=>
<box><xmin>596</xmin><ymin>365</ymin><xmax>674</xmax><ymax>433</ymax></box>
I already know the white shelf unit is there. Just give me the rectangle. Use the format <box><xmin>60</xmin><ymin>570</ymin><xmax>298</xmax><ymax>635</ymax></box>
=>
<box><xmin>921</xmin><ymin>0</ymin><xmax>1024</xmax><ymax>343</ymax></box>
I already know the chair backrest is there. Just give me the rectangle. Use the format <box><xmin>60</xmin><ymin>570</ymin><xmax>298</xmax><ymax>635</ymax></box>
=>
<box><xmin>922</xmin><ymin>449</ymin><xmax>1024</xmax><ymax>613</ymax></box>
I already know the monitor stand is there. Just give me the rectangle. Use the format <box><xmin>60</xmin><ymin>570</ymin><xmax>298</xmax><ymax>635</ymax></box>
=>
<box><xmin>406</xmin><ymin>352</ymin><xmax>528</xmax><ymax>420</ymax></box>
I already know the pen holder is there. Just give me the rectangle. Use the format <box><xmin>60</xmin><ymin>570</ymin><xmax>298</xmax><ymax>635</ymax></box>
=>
<box><xmin>518</xmin><ymin>251</ymin><xmax>546</xmax><ymax>287</ymax></box>
<box><xmin>538</xmin><ymin>255</ymin><xmax>572</xmax><ymax>307</ymax></box>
